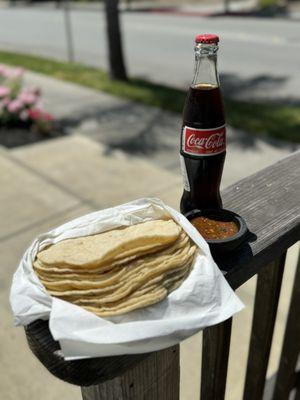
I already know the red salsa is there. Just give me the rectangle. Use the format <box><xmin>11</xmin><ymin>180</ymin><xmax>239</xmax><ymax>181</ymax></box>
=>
<box><xmin>191</xmin><ymin>216</ymin><xmax>239</xmax><ymax>240</ymax></box>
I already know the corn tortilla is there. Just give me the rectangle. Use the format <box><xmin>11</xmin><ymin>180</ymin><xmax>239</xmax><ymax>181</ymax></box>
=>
<box><xmin>37</xmin><ymin>219</ymin><xmax>181</xmax><ymax>268</ymax></box>
<box><xmin>35</xmin><ymin>219</ymin><xmax>196</xmax><ymax>317</ymax></box>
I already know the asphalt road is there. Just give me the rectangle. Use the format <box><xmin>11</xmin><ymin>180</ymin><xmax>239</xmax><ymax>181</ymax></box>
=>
<box><xmin>0</xmin><ymin>5</ymin><xmax>299</xmax><ymax>101</ymax></box>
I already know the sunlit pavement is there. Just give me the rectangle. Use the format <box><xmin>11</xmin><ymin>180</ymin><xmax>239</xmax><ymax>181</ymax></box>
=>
<box><xmin>0</xmin><ymin>4</ymin><xmax>300</xmax><ymax>102</ymax></box>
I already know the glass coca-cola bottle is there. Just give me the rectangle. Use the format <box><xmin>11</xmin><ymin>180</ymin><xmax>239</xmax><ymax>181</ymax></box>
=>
<box><xmin>180</xmin><ymin>34</ymin><xmax>226</xmax><ymax>214</ymax></box>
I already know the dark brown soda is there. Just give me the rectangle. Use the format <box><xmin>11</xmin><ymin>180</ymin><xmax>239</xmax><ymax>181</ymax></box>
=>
<box><xmin>180</xmin><ymin>83</ymin><xmax>226</xmax><ymax>214</ymax></box>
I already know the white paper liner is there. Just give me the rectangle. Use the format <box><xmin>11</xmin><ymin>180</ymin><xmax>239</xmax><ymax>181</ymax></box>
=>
<box><xmin>10</xmin><ymin>198</ymin><xmax>243</xmax><ymax>360</ymax></box>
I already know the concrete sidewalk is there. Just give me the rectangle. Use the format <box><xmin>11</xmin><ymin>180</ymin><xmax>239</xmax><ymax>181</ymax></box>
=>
<box><xmin>25</xmin><ymin>71</ymin><xmax>299</xmax><ymax>188</ymax></box>
<box><xmin>1</xmin><ymin>72</ymin><xmax>299</xmax><ymax>400</ymax></box>
<box><xmin>6</xmin><ymin>0</ymin><xmax>300</xmax><ymax>19</ymax></box>
<box><xmin>2</xmin><ymin>0</ymin><xmax>285</xmax><ymax>17</ymax></box>
<box><xmin>3</xmin><ymin>0</ymin><xmax>256</xmax><ymax>14</ymax></box>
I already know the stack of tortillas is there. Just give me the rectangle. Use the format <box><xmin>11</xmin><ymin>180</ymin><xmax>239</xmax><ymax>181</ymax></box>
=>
<box><xmin>33</xmin><ymin>219</ymin><xmax>197</xmax><ymax>317</ymax></box>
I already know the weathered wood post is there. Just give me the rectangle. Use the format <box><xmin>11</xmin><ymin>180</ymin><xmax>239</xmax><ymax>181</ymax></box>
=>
<box><xmin>201</xmin><ymin>318</ymin><xmax>232</xmax><ymax>400</ymax></box>
<box><xmin>273</xmin><ymin>253</ymin><xmax>300</xmax><ymax>400</ymax></box>
<box><xmin>104</xmin><ymin>0</ymin><xmax>128</xmax><ymax>81</ymax></box>
<box><xmin>243</xmin><ymin>255</ymin><xmax>286</xmax><ymax>400</ymax></box>
<box><xmin>81</xmin><ymin>345</ymin><xmax>180</xmax><ymax>400</ymax></box>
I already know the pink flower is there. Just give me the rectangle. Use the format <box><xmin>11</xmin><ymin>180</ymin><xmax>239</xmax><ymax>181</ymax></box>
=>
<box><xmin>27</xmin><ymin>108</ymin><xmax>40</xmax><ymax>121</ymax></box>
<box><xmin>0</xmin><ymin>86</ymin><xmax>10</xmax><ymax>97</ymax></box>
<box><xmin>7</xmin><ymin>99</ymin><xmax>24</xmax><ymax>113</ymax></box>
<box><xmin>2</xmin><ymin>97</ymin><xmax>10</xmax><ymax>106</ymax></box>
<box><xmin>18</xmin><ymin>89</ymin><xmax>38</xmax><ymax>105</ymax></box>
<box><xmin>28</xmin><ymin>108</ymin><xmax>54</xmax><ymax>122</ymax></box>
<box><xmin>4</xmin><ymin>67</ymin><xmax>24</xmax><ymax>80</ymax></box>
<box><xmin>42</xmin><ymin>112</ymin><xmax>54</xmax><ymax>122</ymax></box>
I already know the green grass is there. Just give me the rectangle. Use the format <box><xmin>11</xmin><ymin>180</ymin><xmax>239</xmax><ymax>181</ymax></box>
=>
<box><xmin>1</xmin><ymin>50</ymin><xmax>299</xmax><ymax>143</ymax></box>
<box><xmin>258</xmin><ymin>0</ymin><xmax>281</xmax><ymax>9</ymax></box>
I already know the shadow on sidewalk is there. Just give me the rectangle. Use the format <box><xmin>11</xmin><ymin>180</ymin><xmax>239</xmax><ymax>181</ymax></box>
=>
<box><xmin>123</xmin><ymin>3</ymin><xmax>293</xmax><ymax>19</ymax></box>
<box><xmin>55</xmin><ymin>72</ymin><xmax>299</xmax><ymax>157</ymax></box>
<box><xmin>220</xmin><ymin>74</ymin><xmax>300</xmax><ymax>107</ymax></box>
<box><xmin>209</xmin><ymin>5</ymin><xmax>290</xmax><ymax>18</ymax></box>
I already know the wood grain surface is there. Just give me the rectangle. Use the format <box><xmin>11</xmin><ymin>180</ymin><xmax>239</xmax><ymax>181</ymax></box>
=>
<box><xmin>200</xmin><ymin>318</ymin><xmax>232</xmax><ymax>400</ymax></box>
<box><xmin>81</xmin><ymin>346</ymin><xmax>179</xmax><ymax>400</ymax></box>
<box><xmin>273</xmin><ymin>252</ymin><xmax>300</xmax><ymax>400</ymax></box>
<box><xmin>243</xmin><ymin>254</ymin><xmax>286</xmax><ymax>400</ymax></box>
<box><xmin>221</xmin><ymin>150</ymin><xmax>300</xmax><ymax>288</ymax></box>
<box><xmin>25</xmin><ymin>320</ymin><xmax>150</xmax><ymax>386</ymax></box>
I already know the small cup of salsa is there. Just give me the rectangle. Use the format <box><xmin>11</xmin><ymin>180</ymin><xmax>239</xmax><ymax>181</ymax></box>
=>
<box><xmin>184</xmin><ymin>208</ymin><xmax>248</xmax><ymax>256</ymax></box>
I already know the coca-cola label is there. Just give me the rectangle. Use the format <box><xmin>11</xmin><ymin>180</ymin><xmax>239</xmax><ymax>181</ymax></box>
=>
<box><xmin>182</xmin><ymin>125</ymin><xmax>226</xmax><ymax>156</ymax></box>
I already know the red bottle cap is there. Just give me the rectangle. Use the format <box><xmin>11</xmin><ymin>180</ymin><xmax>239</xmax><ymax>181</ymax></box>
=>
<box><xmin>195</xmin><ymin>34</ymin><xmax>219</xmax><ymax>44</ymax></box>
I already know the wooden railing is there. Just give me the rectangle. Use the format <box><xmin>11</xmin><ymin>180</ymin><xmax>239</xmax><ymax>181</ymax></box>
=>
<box><xmin>201</xmin><ymin>149</ymin><xmax>300</xmax><ymax>400</ymax></box>
<box><xmin>25</xmin><ymin>150</ymin><xmax>300</xmax><ymax>400</ymax></box>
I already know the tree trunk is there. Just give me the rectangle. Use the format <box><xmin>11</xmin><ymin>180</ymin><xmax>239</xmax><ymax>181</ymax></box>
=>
<box><xmin>224</xmin><ymin>0</ymin><xmax>230</xmax><ymax>13</ymax></box>
<box><xmin>63</xmin><ymin>0</ymin><xmax>75</xmax><ymax>63</ymax></box>
<box><xmin>104</xmin><ymin>0</ymin><xmax>128</xmax><ymax>81</ymax></box>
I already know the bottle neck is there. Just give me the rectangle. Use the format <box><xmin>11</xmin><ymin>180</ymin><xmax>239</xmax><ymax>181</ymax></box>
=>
<box><xmin>192</xmin><ymin>43</ymin><xmax>220</xmax><ymax>88</ymax></box>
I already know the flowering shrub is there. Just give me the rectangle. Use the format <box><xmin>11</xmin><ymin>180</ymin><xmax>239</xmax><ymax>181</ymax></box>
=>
<box><xmin>0</xmin><ymin>64</ymin><xmax>54</xmax><ymax>133</ymax></box>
